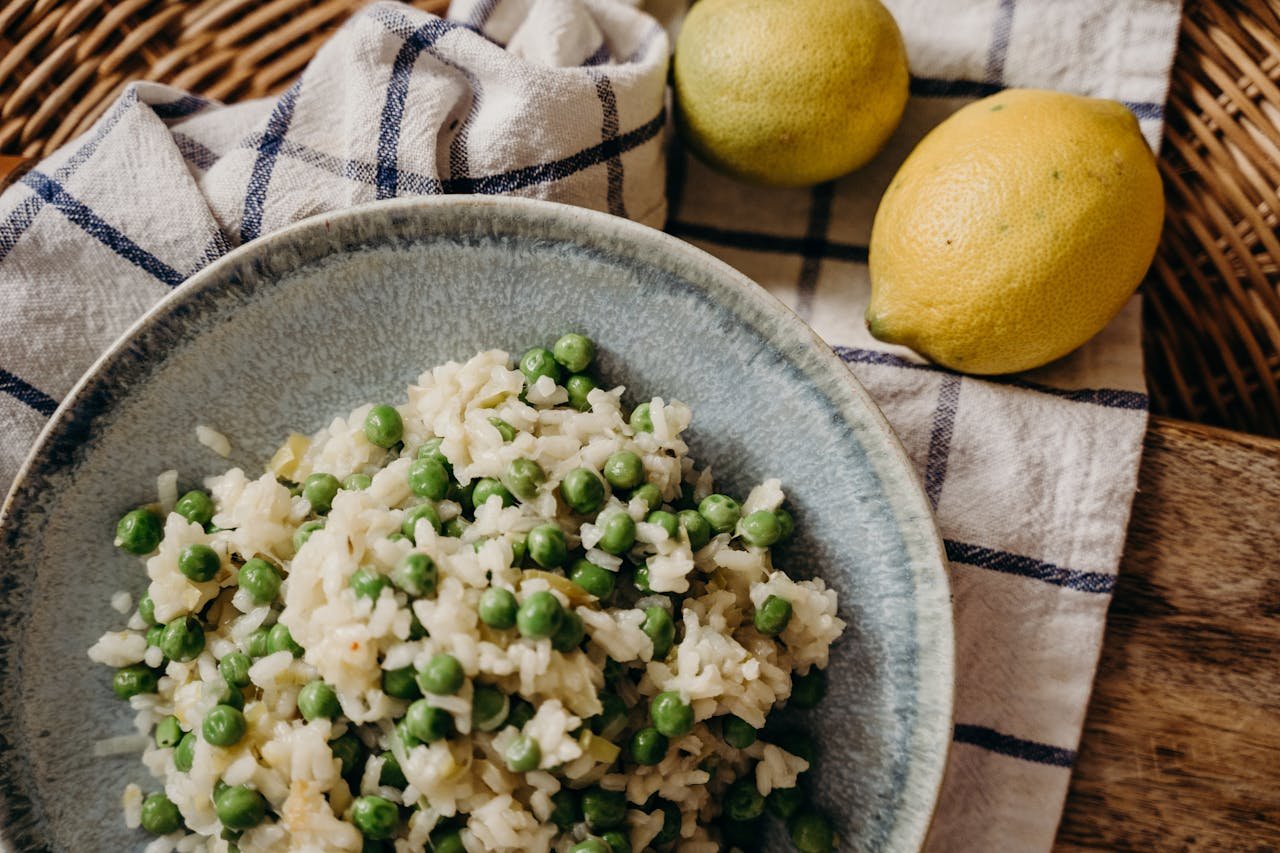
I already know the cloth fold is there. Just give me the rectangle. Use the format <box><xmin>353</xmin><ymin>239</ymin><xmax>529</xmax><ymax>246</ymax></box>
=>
<box><xmin>0</xmin><ymin>0</ymin><xmax>1181</xmax><ymax>849</ymax></box>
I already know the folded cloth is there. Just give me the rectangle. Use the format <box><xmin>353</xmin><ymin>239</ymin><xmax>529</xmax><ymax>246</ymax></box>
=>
<box><xmin>0</xmin><ymin>0</ymin><xmax>1180</xmax><ymax>849</ymax></box>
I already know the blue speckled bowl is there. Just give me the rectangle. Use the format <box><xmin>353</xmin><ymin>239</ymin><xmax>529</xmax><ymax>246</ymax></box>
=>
<box><xmin>0</xmin><ymin>196</ymin><xmax>952</xmax><ymax>852</ymax></box>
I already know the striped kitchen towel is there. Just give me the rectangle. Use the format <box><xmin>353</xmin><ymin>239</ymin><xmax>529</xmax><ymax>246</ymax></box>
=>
<box><xmin>0</xmin><ymin>0</ymin><xmax>1181</xmax><ymax>849</ymax></box>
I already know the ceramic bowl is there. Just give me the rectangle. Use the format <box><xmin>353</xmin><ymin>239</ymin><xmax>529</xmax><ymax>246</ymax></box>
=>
<box><xmin>0</xmin><ymin>196</ymin><xmax>952</xmax><ymax>851</ymax></box>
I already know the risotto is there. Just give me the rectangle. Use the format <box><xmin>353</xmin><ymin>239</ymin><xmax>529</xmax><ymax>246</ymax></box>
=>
<box><xmin>90</xmin><ymin>336</ymin><xmax>846</xmax><ymax>853</ymax></box>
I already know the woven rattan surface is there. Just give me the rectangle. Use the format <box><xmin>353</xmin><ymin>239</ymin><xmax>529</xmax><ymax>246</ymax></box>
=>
<box><xmin>2</xmin><ymin>0</ymin><xmax>1279</xmax><ymax>435</ymax></box>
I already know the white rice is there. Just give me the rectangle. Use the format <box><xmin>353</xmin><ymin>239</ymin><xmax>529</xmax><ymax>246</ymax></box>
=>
<box><xmin>90</xmin><ymin>348</ymin><xmax>846</xmax><ymax>851</ymax></box>
<box><xmin>195</xmin><ymin>425</ymin><xmax>232</xmax><ymax>457</ymax></box>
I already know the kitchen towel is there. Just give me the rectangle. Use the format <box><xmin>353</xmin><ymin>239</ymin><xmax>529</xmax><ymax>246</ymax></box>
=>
<box><xmin>0</xmin><ymin>0</ymin><xmax>1182</xmax><ymax>849</ymax></box>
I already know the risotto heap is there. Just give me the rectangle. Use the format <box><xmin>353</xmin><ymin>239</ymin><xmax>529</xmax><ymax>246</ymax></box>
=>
<box><xmin>90</xmin><ymin>336</ymin><xmax>846</xmax><ymax>853</ymax></box>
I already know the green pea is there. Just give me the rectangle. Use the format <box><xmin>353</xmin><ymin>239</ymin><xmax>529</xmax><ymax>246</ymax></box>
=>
<box><xmin>550</xmin><ymin>788</ymin><xmax>580</xmax><ymax>830</ymax></box>
<box><xmin>570</xmin><ymin>558</ymin><xmax>615</xmax><ymax>600</ymax></box>
<box><xmin>775</xmin><ymin>508</ymin><xmax>795</xmax><ymax>541</ymax></box>
<box><xmin>788</xmin><ymin>811</ymin><xmax>835</xmax><ymax>853</ymax></box>
<box><xmin>649</xmin><ymin>691</ymin><xmax>693</xmax><ymax>738</ymax></box>
<box><xmin>408</xmin><ymin>458</ymin><xmax>450</xmax><ymax>500</ymax></box>
<box><xmin>629</xmin><ymin>726</ymin><xmax>669</xmax><ymax>765</ymax></box>
<box><xmin>632</xmin><ymin>564</ymin><xmax>652</xmax><ymax>594</ymax></box>
<box><xmin>417</xmin><ymin>653</ymin><xmax>465</xmax><ymax>695</ymax></box>
<box><xmin>753</xmin><ymin>595</ymin><xmax>792</xmax><ymax>636</ymax></box>
<box><xmin>330</xmin><ymin>731</ymin><xmax>367</xmax><ymax>779</ymax></box>
<box><xmin>791</xmin><ymin>669</ymin><xmax>827</xmax><ymax>709</ymax></box>
<box><xmin>503</xmin><ymin>458</ymin><xmax>545</xmax><ymax>501</ymax></box>
<box><xmin>174</xmin><ymin>732</ymin><xmax>197</xmax><ymax>772</ymax></box>
<box><xmin>343</xmin><ymin>473</ymin><xmax>373</xmax><ymax>491</ymax></box>
<box><xmin>603</xmin><ymin>451</ymin><xmax>644</xmax><ymax>489</ymax></box>
<box><xmin>511</xmin><ymin>538</ymin><xmax>527</xmax><ymax>566</ymax></box>
<box><xmin>597</xmin><ymin>512</ymin><xmax>636</xmax><ymax>555</ymax></box>
<box><xmin>160</xmin><ymin>616</ymin><xmax>205</xmax><ymax>663</ymax></box>
<box><xmin>416</xmin><ymin>437</ymin><xmax>449</xmax><ymax>466</ymax></box>
<box><xmin>202</xmin><ymin>704</ymin><xmax>246</xmax><ymax>747</ymax></box>
<box><xmin>174</xmin><ymin>490</ymin><xmax>215</xmax><ymax>527</ymax></box>
<box><xmin>364</xmin><ymin>405</ymin><xmax>403</xmax><ymax>448</ymax></box>
<box><xmin>767</xmin><ymin>785</ymin><xmax>805</xmax><ymax>820</ymax></box>
<box><xmin>351</xmin><ymin>795</ymin><xmax>398</xmax><ymax>840</ymax></box>
<box><xmin>504</xmin><ymin>733</ymin><xmax>541</xmax><ymax>772</ymax></box>
<box><xmin>442</xmin><ymin>517</ymin><xmax>469</xmax><ymax>538</ymax></box>
<box><xmin>267</xmin><ymin>622</ymin><xmax>303</xmax><ymax>657</ymax></box>
<box><xmin>774</xmin><ymin>729</ymin><xmax>816</xmax><ymax>765</ymax></box>
<box><xmin>526</xmin><ymin>523</ymin><xmax>568</xmax><ymax>568</ymax></box>
<box><xmin>217</xmin><ymin>683</ymin><xmax>245</xmax><ymax>711</ymax></box>
<box><xmin>431</xmin><ymin>830</ymin><xmax>465</xmax><ymax>853</ymax></box>
<box><xmin>519</xmin><ymin>347</ymin><xmax>563</xmax><ymax>386</ymax></box>
<box><xmin>677</xmin><ymin>509</ymin><xmax>711</xmax><ymax>551</ymax></box>
<box><xmin>395</xmin><ymin>718</ymin><xmax>425</xmax><ymax>755</ymax></box>
<box><xmin>155</xmin><ymin>715</ymin><xmax>183</xmax><ymax>748</ymax></box>
<box><xmin>245</xmin><ymin>627</ymin><xmax>270</xmax><ymax>658</ymax></box>
<box><xmin>145</xmin><ymin>624</ymin><xmax>164</xmax><ymax>649</ymax></box>
<box><xmin>401</xmin><ymin>503</ymin><xmax>442</xmax><ymax>540</ymax></box>
<box><xmin>238</xmin><ymin>558</ymin><xmax>281</xmax><ymax>604</ymax></box>
<box><xmin>642</xmin><ymin>606</ymin><xmax>675</xmax><ymax>660</ymax></box>
<box><xmin>381</xmin><ymin>666</ymin><xmax>421</xmax><ymax>700</ymax></box>
<box><xmin>488</xmin><ymin>417</ymin><xmax>517</xmax><ymax>442</ymax></box>
<box><xmin>722</xmin><ymin>715</ymin><xmax>757</xmax><ymax>749</ymax></box>
<box><xmin>570</xmin><ymin>841</ymin><xmax>609</xmax><ymax>853</ymax></box>
<box><xmin>646</xmin><ymin>510</ymin><xmax>679</xmax><ymax>540</ymax></box>
<box><xmin>378</xmin><ymin>751</ymin><xmax>407</xmax><ymax>788</ymax></box>
<box><xmin>629</xmin><ymin>403</ymin><xmax>653</xmax><ymax>433</ymax></box>
<box><xmin>471</xmin><ymin>684</ymin><xmax>509</xmax><ymax>732</ymax></box>
<box><xmin>565</xmin><ymin>373</ymin><xmax>597</xmax><ymax>411</ymax></box>
<box><xmin>140</xmin><ymin>792</ymin><xmax>182</xmax><ymax>834</ymax></box>
<box><xmin>472</xmin><ymin>478</ymin><xmax>515</xmax><ymax>509</ymax></box>
<box><xmin>550</xmin><ymin>609</ymin><xmax>585</xmax><ymax>653</ymax></box>
<box><xmin>653</xmin><ymin>799</ymin><xmax>681</xmax><ymax>843</ymax></box>
<box><xmin>349</xmin><ymin>567</ymin><xmax>388</xmax><ymax>600</ymax></box>
<box><xmin>391</xmin><ymin>552</ymin><xmax>437</xmax><ymax>598</ymax></box>
<box><xmin>739</xmin><ymin>510</ymin><xmax>781</xmax><ymax>547</ymax></box>
<box><xmin>601</xmin><ymin>830</ymin><xmax>631</xmax><ymax>853</ymax></box>
<box><xmin>219</xmin><ymin>652</ymin><xmax>252</xmax><ymax>688</ymax></box>
<box><xmin>698</xmin><ymin>494</ymin><xmax>741</xmax><ymax>534</ymax></box>
<box><xmin>560</xmin><ymin>468</ymin><xmax>606</xmax><ymax>514</ymax></box>
<box><xmin>303</xmin><ymin>473</ymin><xmax>341</xmax><ymax>514</ymax></box>
<box><xmin>112</xmin><ymin>665</ymin><xmax>158</xmax><ymax>699</ymax></box>
<box><xmin>293</xmin><ymin>520</ymin><xmax>324</xmax><ymax>550</ymax></box>
<box><xmin>724</xmin><ymin>778</ymin><xmax>765</xmax><ymax>821</ymax></box>
<box><xmin>580</xmin><ymin>787</ymin><xmax>626</xmax><ymax>830</ymax></box>
<box><xmin>177</xmin><ymin>543</ymin><xmax>220</xmax><ymax>582</ymax></box>
<box><xmin>298</xmin><ymin>680</ymin><xmax>341</xmax><ymax>721</ymax></box>
<box><xmin>553</xmin><ymin>333</ymin><xmax>595</xmax><ymax>373</ymax></box>
<box><xmin>506</xmin><ymin>697</ymin><xmax>535</xmax><ymax>730</ymax></box>
<box><xmin>630</xmin><ymin>483</ymin><xmax>661</xmax><ymax>512</ymax></box>
<box><xmin>478</xmin><ymin>587</ymin><xmax>518</xmax><ymax>629</ymax></box>
<box><xmin>517</xmin><ymin>590</ymin><xmax>564</xmax><ymax>639</ymax></box>
<box><xmin>138</xmin><ymin>592</ymin><xmax>157</xmax><ymax>626</ymax></box>
<box><xmin>590</xmin><ymin>692</ymin><xmax>627</xmax><ymax>735</ymax></box>
<box><xmin>214</xmin><ymin>785</ymin><xmax>266</xmax><ymax>831</ymax></box>
<box><xmin>116</xmin><ymin>508</ymin><xmax>162</xmax><ymax>555</ymax></box>
<box><xmin>404</xmin><ymin>699</ymin><xmax>452</xmax><ymax>742</ymax></box>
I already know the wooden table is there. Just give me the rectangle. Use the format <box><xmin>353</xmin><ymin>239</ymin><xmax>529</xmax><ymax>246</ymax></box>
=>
<box><xmin>1055</xmin><ymin>417</ymin><xmax>1280</xmax><ymax>849</ymax></box>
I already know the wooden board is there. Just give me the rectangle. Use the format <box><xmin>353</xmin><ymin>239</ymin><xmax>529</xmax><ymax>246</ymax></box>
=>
<box><xmin>1056</xmin><ymin>416</ymin><xmax>1280</xmax><ymax>849</ymax></box>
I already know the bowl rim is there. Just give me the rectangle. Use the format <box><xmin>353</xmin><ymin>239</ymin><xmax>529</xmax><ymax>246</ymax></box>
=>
<box><xmin>0</xmin><ymin>194</ymin><xmax>954</xmax><ymax>851</ymax></box>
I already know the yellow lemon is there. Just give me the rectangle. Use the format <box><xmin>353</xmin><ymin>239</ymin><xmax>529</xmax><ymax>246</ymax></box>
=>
<box><xmin>673</xmin><ymin>0</ymin><xmax>909</xmax><ymax>187</ymax></box>
<box><xmin>867</xmin><ymin>88</ymin><xmax>1164</xmax><ymax>374</ymax></box>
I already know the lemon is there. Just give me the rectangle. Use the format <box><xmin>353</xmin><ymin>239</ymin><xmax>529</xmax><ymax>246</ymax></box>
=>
<box><xmin>867</xmin><ymin>89</ymin><xmax>1164</xmax><ymax>374</ymax></box>
<box><xmin>673</xmin><ymin>0</ymin><xmax>909</xmax><ymax>187</ymax></box>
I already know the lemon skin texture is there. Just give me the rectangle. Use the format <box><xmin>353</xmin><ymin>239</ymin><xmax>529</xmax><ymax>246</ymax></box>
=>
<box><xmin>867</xmin><ymin>88</ymin><xmax>1164</xmax><ymax>374</ymax></box>
<box><xmin>673</xmin><ymin>0</ymin><xmax>910</xmax><ymax>187</ymax></box>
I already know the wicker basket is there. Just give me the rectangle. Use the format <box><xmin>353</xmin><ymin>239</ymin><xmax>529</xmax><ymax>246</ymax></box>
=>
<box><xmin>2</xmin><ymin>0</ymin><xmax>1278</xmax><ymax>436</ymax></box>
